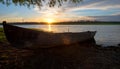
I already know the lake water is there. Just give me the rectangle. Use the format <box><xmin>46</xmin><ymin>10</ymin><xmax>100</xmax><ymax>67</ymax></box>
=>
<box><xmin>0</xmin><ymin>24</ymin><xmax>120</xmax><ymax>46</ymax></box>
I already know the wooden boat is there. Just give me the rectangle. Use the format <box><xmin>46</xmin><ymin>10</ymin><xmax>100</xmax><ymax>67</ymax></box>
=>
<box><xmin>3</xmin><ymin>22</ymin><xmax>96</xmax><ymax>48</ymax></box>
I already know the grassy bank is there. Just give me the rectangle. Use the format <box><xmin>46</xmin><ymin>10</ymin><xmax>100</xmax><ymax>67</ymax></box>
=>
<box><xmin>0</xmin><ymin>28</ymin><xmax>7</xmax><ymax>43</ymax></box>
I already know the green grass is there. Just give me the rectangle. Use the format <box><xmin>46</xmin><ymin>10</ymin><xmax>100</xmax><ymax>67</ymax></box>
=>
<box><xmin>0</xmin><ymin>28</ymin><xmax>7</xmax><ymax>42</ymax></box>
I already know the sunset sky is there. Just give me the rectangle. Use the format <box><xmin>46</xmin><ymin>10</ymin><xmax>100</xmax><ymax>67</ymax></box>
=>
<box><xmin>0</xmin><ymin>0</ymin><xmax>120</xmax><ymax>23</ymax></box>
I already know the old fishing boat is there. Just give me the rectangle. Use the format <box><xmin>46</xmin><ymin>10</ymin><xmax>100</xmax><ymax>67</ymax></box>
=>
<box><xmin>3</xmin><ymin>22</ymin><xmax>96</xmax><ymax>48</ymax></box>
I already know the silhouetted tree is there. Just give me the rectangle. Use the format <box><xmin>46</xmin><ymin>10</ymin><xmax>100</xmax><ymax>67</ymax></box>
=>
<box><xmin>0</xmin><ymin>0</ymin><xmax>82</xmax><ymax>8</ymax></box>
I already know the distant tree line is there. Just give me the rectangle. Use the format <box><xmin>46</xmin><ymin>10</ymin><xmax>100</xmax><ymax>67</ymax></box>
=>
<box><xmin>0</xmin><ymin>21</ymin><xmax>120</xmax><ymax>25</ymax></box>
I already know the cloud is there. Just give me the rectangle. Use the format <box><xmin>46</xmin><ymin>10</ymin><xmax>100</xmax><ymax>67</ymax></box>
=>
<box><xmin>66</xmin><ymin>0</ymin><xmax>120</xmax><ymax>11</ymax></box>
<box><xmin>112</xmin><ymin>12</ymin><xmax>120</xmax><ymax>16</ymax></box>
<box><xmin>34</xmin><ymin>0</ymin><xmax>120</xmax><ymax>14</ymax></box>
<box><xmin>33</xmin><ymin>0</ymin><xmax>120</xmax><ymax>22</ymax></box>
<box><xmin>0</xmin><ymin>12</ymin><xmax>23</xmax><ymax>22</ymax></box>
<box><xmin>92</xmin><ymin>15</ymin><xmax>120</xmax><ymax>21</ymax></box>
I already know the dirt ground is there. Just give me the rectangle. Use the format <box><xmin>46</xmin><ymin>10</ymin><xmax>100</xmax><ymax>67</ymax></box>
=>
<box><xmin>0</xmin><ymin>42</ymin><xmax>120</xmax><ymax>69</ymax></box>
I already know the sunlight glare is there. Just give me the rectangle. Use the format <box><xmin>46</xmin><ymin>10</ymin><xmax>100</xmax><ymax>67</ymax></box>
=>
<box><xmin>46</xmin><ymin>19</ymin><xmax>55</xmax><ymax>24</ymax></box>
<box><xmin>42</xmin><ymin>18</ymin><xmax>56</xmax><ymax>32</ymax></box>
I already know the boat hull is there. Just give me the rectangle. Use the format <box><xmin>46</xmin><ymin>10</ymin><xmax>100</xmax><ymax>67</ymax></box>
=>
<box><xmin>3</xmin><ymin>23</ymin><xmax>96</xmax><ymax>48</ymax></box>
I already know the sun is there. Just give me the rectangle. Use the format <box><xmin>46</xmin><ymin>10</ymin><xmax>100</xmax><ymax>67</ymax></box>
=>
<box><xmin>46</xmin><ymin>19</ymin><xmax>55</xmax><ymax>24</ymax></box>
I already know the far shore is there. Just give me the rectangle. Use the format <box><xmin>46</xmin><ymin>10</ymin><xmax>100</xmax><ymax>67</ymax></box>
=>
<box><xmin>0</xmin><ymin>21</ymin><xmax>120</xmax><ymax>25</ymax></box>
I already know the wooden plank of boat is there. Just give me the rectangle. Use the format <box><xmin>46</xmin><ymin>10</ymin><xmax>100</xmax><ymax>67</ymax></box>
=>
<box><xmin>3</xmin><ymin>22</ymin><xmax>96</xmax><ymax>48</ymax></box>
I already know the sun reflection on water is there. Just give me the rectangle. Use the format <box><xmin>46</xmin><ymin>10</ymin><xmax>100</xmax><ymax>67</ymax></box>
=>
<box><xmin>48</xmin><ymin>24</ymin><xmax>52</xmax><ymax>32</ymax></box>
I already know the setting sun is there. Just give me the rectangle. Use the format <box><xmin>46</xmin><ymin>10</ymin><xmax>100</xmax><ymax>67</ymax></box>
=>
<box><xmin>46</xmin><ymin>19</ymin><xmax>55</xmax><ymax>23</ymax></box>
